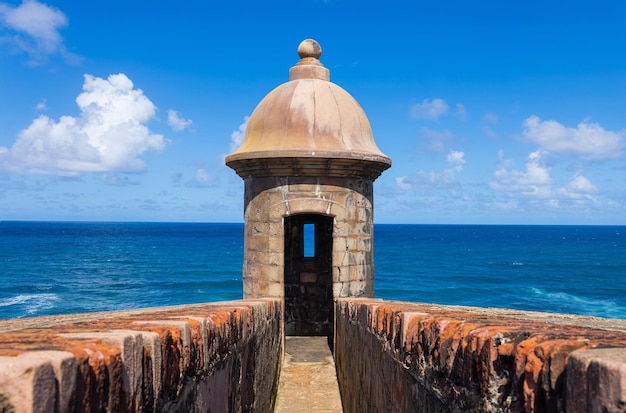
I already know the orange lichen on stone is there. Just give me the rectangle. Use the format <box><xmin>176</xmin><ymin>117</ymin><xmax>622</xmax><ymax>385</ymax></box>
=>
<box><xmin>523</xmin><ymin>346</ymin><xmax>544</xmax><ymax>410</ymax></box>
<box><xmin>335</xmin><ymin>298</ymin><xmax>626</xmax><ymax>413</ymax></box>
<box><xmin>0</xmin><ymin>299</ymin><xmax>282</xmax><ymax>413</ymax></box>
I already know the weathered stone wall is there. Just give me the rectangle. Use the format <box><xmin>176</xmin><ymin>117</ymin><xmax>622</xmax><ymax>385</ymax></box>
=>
<box><xmin>0</xmin><ymin>299</ymin><xmax>282</xmax><ymax>413</ymax></box>
<box><xmin>242</xmin><ymin>175</ymin><xmax>375</xmax><ymax>300</ymax></box>
<box><xmin>242</xmin><ymin>175</ymin><xmax>376</xmax><ymax>335</ymax></box>
<box><xmin>335</xmin><ymin>298</ymin><xmax>626</xmax><ymax>413</ymax></box>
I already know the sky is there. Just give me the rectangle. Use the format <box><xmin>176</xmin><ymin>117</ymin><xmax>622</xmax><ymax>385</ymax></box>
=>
<box><xmin>1</xmin><ymin>0</ymin><xmax>625</xmax><ymax>225</ymax></box>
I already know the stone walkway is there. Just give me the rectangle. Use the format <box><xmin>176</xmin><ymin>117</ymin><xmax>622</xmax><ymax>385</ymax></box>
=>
<box><xmin>274</xmin><ymin>336</ymin><xmax>343</xmax><ymax>412</ymax></box>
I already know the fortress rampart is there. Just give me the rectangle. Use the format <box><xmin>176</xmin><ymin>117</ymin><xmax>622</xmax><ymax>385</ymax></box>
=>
<box><xmin>2</xmin><ymin>298</ymin><xmax>626</xmax><ymax>412</ymax></box>
<box><xmin>0</xmin><ymin>300</ymin><xmax>282</xmax><ymax>412</ymax></box>
<box><xmin>335</xmin><ymin>299</ymin><xmax>626</xmax><ymax>412</ymax></box>
<box><xmin>3</xmin><ymin>40</ymin><xmax>626</xmax><ymax>412</ymax></box>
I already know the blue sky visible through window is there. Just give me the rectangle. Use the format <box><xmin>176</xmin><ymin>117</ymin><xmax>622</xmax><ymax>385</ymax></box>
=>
<box><xmin>303</xmin><ymin>224</ymin><xmax>315</xmax><ymax>258</ymax></box>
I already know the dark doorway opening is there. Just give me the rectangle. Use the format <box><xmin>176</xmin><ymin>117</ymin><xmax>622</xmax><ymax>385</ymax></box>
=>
<box><xmin>284</xmin><ymin>214</ymin><xmax>333</xmax><ymax>336</ymax></box>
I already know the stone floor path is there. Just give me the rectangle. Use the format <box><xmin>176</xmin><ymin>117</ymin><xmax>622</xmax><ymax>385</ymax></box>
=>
<box><xmin>274</xmin><ymin>336</ymin><xmax>343</xmax><ymax>412</ymax></box>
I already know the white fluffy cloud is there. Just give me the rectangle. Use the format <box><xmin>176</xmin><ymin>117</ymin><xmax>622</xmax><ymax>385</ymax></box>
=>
<box><xmin>490</xmin><ymin>150</ymin><xmax>600</xmax><ymax>204</ymax></box>
<box><xmin>487</xmin><ymin>116</ymin><xmax>619</xmax><ymax>212</ymax></box>
<box><xmin>490</xmin><ymin>150</ymin><xmax>553</xmax><ymax>197</ymax></box>
<box><xmin>229</xmin><ymin>116</ymin><xmax>249</xmax><ymax>152</ymax></box>
<box><xmin>410</xmin><ymin>98</ymin><xmax>449</xmax><ymax>121</ymax></box>
<box><xmin>523</xmin><ymin>115</ymin><xmax>625</xmax><ymax>161</ymax></box>
<box><xmin>167</xmin><ymin>110</ymin><xmax>192</xmax><ymax>132</ymax></box>
<box><xmin>35</xmin><ymin>98</ymin><xmax>46</xmax><ymax>111</ymax></box>
<box><xmin>446</xmin><ymin>150</ymin><xmax>465</xmax><ymax>173</ymax></box>
<box><xmin>193</xmin><ymin>168</ymin><xmax>216</xmax><ymax>186</ymax></box>
<box><xmin>557</xmin><ymin>175</ymin><xmax>598</xmax><ymax>200</ymax></box>
<box><xmin>396</xmin><ymin>149</ymin><xmax>465</xmax><ymax>190</ymax></box>
<box><xmin>0</xmin><ymin>73</ymin><xmax>167</xmax><ymax>175</ymax></box>
<box><xmin>0</xmin><ymin>0</ymin><xmax>79</xmax><ymax>64</ymax></box>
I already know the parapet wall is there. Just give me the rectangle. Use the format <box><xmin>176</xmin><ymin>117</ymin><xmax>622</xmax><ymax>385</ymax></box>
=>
<box><xmin>335</xmin><ymin>298</ymin><xmax>626</xmax><ymax>413</ymax></box>
<box><xmin>0</xmin><ymin>299</ymin><xmax>282</xmax><ymax>413</ymax></box>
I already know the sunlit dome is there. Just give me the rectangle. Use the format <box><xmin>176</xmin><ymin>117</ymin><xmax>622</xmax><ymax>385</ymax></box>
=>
<box><xmin>226</xmin><ymin>39</ymin><xmax>391</xmax><ymax>178</ymax></box>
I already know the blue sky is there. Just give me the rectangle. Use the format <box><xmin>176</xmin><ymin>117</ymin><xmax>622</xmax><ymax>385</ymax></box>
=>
<box><xmin>1</xmin><ymin>0</ymin><xmax>625</xmax><ymax>224</ymax></box>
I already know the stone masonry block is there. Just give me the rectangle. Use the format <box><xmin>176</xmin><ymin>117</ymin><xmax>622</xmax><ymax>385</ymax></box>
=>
<box><xmin>0</xmin><ymin>300</ymin><xmax>284</xmax><ymax>413</ymax></box>
<box><xmin>355</xmin><ymin>194</ymin><xmax>373</xmax><ymax>207</ymax></box>
<box><xmin>344</xmin><ymin>236</ymin><xmax>365</xmax><ymax>252</ymax></box>
<box><xmin>332</xmin><ymin>222</ymin><xmax>352</xmax><ymax>237</ymax></box>
<box><xmin>283</xmin><ymin>183</ymin><xmax>319</xmax><ymax>194</ymax></box>
<box><xmin>244</xmin><ymin>262</ymin><xmax>282</xmax><ymax>286</ymax></box>
<box><xmin>245</xmin><ymin>219</ymin><xmax>281</xmax><ymax>238</ymax></box>
<box><xmin>268</xmin><ymin>200</ymin><xmax>289</xmax><ymax>218</ymax></box>
<box><xmin>251</xmin><ymin>251</ymin><xmax>282</xmax><ymax>267</ymax></box>
<box><xmin>60</xmin><ymin>330</ymin><xmax>144</xmax><ymax>412</ymax></box>
<box><xmin>48</xmin><ymin>351</ymin><xmax>78</xmax><ymax>413</ymax></box>
<box><xmin>330</xmin><ymin>191</ymin><xmax>349</xmax><ymax>207</ymax></box>
<box><xmin>399</xmin><ymin>312</ymin><xmax>430</xmax><ymax>353</ymax></box>
<box><xmin>244</xmin><ymin>266</ymin><xmax>269</xmax><ymax>297</ymax></box>
<box><xmin>334</xmin><ymin>266</ymin><xmax>350</xmax><ymax>284</ymax></box>
<box><xmin>262</xmin><ymin>263</ymin><xmax>283</xmax><ymax>284</ymax></box>
<box><xmin>566</xmin><ymin>347</ymin><xmax>626</xmax><ymax>413</ymax></box>
<box><xmin>327</xmin><ymin>200</ymin><xmax>348</xmax><ymax>218</ymax></box>
<box><xmin>267</xmin><ymin>280</ymin><xmax>284</xmax><ymax>297</ymax></box>
<box><xmin>173</xmin><ymin>316</ymin><xmax>209</xmax><ymax>372</ymax></box>
<box><xmin>359</xmin><ymin>237</ymin><xmax>372</xmax><ymax>252</ymax></box>
<box><xmin>246</xmin><ymin>187</ymin><xmax>274</xmax><ymax>206</ymax></box>
<box><xmin>267</xmin><ymin>235</ymin><xmax>284</xmax><ymax>253</ymax></box>
<box><xmin>272</xmin><ymin>188</ymin><xmax>291</xmax><ymax>204</ymax></box>
<box><xmin>138</xmin><ymin>330</ymin><xmax>161</xmax><ymax>410</ymax></box>
<box><xmin>245</xmin><ymin>233</ymin><xmax>268</xmax><ymax>252</ymax></box>
<box><xmin>243</xmin><ymin>278</ymin><xmax>255</xmax><ymax>297</ymax></box>
<box><xmin>134</xmin><ymin>320</ymin><xmax>192</xmax><ymax>386</ymax></box>
<box><xmin>343</xmin><ymin>193</ymin><xmax>356</xmax><ymax>217</ymax></box>
<box><xmin>247</xmin><ymin>221</ymin><xmax>270</xmax><ymax>236</ymax></box>
<box><xmin>0</xmin><ymin>351</ymin><xmax>76</xmax><ymax>413</ymax></box>
<box><xmin>362</xmin><ymin>281</ymin><xmax>374</xmax><ymax>297</ymax></box>
<box><xmin>355</xmin><ymin>263</ymin><xmax>372</xmax><ymax>282</ymax></box>
<box><xmin>244</xmin><ymin>202</ymin><xmax>269</xmax><ymax>222</ymax></box>
<box><xmin>244</xmin><ymin>261</ymin><xmax>261</xmax><ymax>281</ymax></box>
<box><xmin>284</xmin><ymin>197</ymin><xmax>333</xmax><ymax>216</ymax></box>
<box><xmin>335</xmin><ymin>299</ymin><xmax>626</xmax><ymax>412</ymax></box>
<box><xmin>357</xmin><ymin>206</ymin><xmax>371</xmax><ymax>222</ymax></box>
<box><xmin>244</xmin><ymin>261</ymin><xmax>282</xmax><ymax>287</ymax></box>
<box><xmin>336</xmin><ymin>265</ymin><xmax>356</xmax><ymax>283</ymax></box>
<box><xmin>333</xmin><ymin>281</ymin><xmax>351</xmax><ymax>298</ymax></box>
<box><xmin>268</xmin><ymin>221</ymin><xmax>284</xmax><ymax>237</ymax></box>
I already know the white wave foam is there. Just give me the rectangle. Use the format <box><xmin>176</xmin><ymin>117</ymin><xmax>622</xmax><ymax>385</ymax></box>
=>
<box><xmin>0</xmin><ymin>294</ymin><xmax>60</xmax><ymax>316</ymax></box>
<box><xmin>530</xmin><ymin>288</ymin><xmax>625</xmax><ymax>318</ymax></box>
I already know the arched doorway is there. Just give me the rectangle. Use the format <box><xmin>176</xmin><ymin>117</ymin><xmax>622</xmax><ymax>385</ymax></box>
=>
<box><xmin>283</xmin><ymin>214</ymin><xmax>334</xmax><ymax>336</ymax></box>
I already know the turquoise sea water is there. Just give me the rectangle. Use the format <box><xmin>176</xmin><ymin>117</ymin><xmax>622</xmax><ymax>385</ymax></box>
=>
<box><xmin>1</xmin><ymin>222</ymin><xmax>624</xmax><ymax>320</ymax></box>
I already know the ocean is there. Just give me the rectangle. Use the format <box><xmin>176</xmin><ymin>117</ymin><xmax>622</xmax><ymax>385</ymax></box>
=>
<box><xmin>1</xmin><ymin>221</ymin><xmax>624</xmax><ymax>320</ymax></box>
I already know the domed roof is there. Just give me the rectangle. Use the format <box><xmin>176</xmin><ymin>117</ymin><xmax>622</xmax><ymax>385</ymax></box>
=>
<box><xmin>226</xmin><ymin>39</ymin><xmax>391</xmax><ymax>178</ymax></box>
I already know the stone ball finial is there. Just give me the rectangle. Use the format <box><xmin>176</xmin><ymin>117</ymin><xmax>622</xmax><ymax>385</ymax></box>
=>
<box><xmin>297</xmin><ymin>39</ymin><xmax>322</xmax><ymax>60</ymax></box>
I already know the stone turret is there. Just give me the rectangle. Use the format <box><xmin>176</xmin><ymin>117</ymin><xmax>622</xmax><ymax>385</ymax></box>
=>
<box><xmin>226</xmin><ymin>39</ymin><xmax>391</xmax><ymax>336</ymax></box>
<box><xmin>1</xmin><ymin>41</ymin><xmax>625</xmax><ymax>413</ymax></box>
